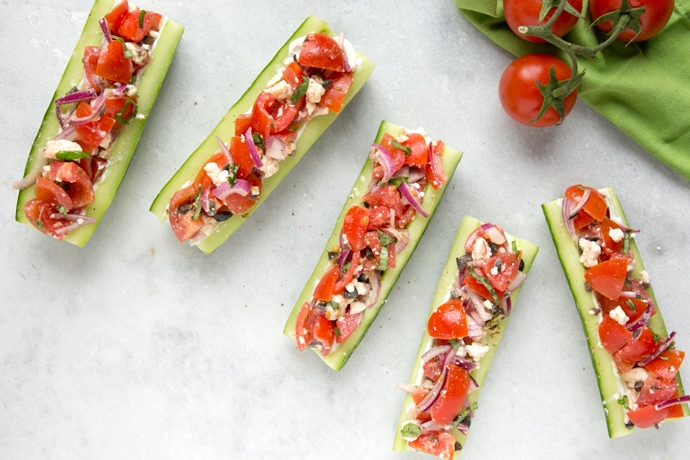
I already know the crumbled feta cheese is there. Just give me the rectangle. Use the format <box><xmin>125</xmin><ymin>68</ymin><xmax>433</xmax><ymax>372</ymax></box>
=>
<box><xmin>259</xmin><ymin>157</ymin><xmax>280</xmax><ymax>178</ymax></box>
<box><xmin>204</xmin><ymin>162</ymin><xmax>229</xmax><ymax>186</ymax></box>
<box><xmin>466</xmin><ymin>342</ymin><xmax>490</xmax><ymax>361</ymax></box>
<box><xmin>609</xmin><ymin>306</ymin><xmax>629</xmax><ymax>326</ymax></box>
<box><xmin>306</xmin><ymin>77</ymin><xmax>325</xmax><ymax>104</ymax></box>
<box><xmin>41</xmin><ymin>139</ymin><xmax>83</xmax><ymax>160</ymax></box>
<box><xmin>578</xmin><ymin>238</ymin><xmax>601</xmax><ymax>268</ymax></box>
<box><xmin>471</xmin><ymin>238</ymin><xmax>492</xmax><ymax>261</ymax></box>
<box><xmin>608</xmin><ymin>227</ymin><xmax>625</xmax><ymax>243</ymax></box>
<box><xmin>266</xmin><ymin>80</ymin><xmax>293</xmax><ymax>101</ymax></box>
<box><xmin>125</xmin><ymin>42</ymin><xmax>150</xmax><ymax>66</ymax></box>
<box><xmin>639</xmin><ymin>270</ymin><xmax>651</xmax><ymax>285</ymax></box>
<box><xmin>348</xmin><ymin>301</ymin><xmax>366</xmax><ymax>315</ymax></box>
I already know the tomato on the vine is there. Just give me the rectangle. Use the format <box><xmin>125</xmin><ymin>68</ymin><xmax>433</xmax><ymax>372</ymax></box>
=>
<box><xmin>590</xmin><ymin>0</ymin><xmax>675</xmax><ymax>42</ymax></box>
<box><xmin>498</xmin><ymin>54</ymin><xmax>577</xmax><ymax>127</ymax></box>
<box><xmin>504</xmin><ymin>0</ymin><xmax>584</xmax><ymax>43</ymax></box>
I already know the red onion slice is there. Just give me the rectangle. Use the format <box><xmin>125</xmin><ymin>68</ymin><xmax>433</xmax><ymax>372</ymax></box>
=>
<box><xmin>420</xmin><ymin>420</ymin><xmax>449</xmax><ymax>434</ymax></box>
<box><xmin>215</xmin><ymin>136</ymin><xmax>232</xmax><ymax>164</ymax></box>
<box><xmin>369</xmin><ymin>143</ymin><xmax>395</xmax><ymax>183</ymax></box>
<box><xmin>54</xmin><ymin>215</ymin><xmax>97</xmax><ymax>234</ymax></box>
<box><xmin>639</xmin><ymin>331</ymin><xmax>676</xmax><ymax>366</ymax></box>
<box><xmin>568</xmin><ymin>188</ymin><xmax>591</xmax><ymax>218</ymax></box>
<box><xmin>55</xmin><ymin>106</ymin><xmax>68</xmax><ymax>130</ymax></box>
<box><xmin>12</xmin><ymin>155</ymin><xmax>48</xmax><ymax>190</ymax></box>
<box><xmin>455</xmin><ymin>422</ymin><xmax>469</xmax><ymax>436</ymax></box>
<box><xmin>561</xmin><ymin>197</ymin><xmax>577</xmax><ymax>239</ymax></box>
<box><xmin>244</xmin><ymin>128</ymin><xmax>263</xmax><ymax>168</ymax></box>
<box><xmin>54</xmin><ymin>125</ymin><xmax>78</xmax><ymax>142</ymax></box>
<box><xmin>399</xmin><ymin>181</ymin><xmax>429</xmax><ymax>218</ymax></box>
<box><xmin>70</xmin><ymin>92</ymin><xmax>107</xmax><ymax>126</ymax></box>
<box><xmin>213</xmin><ymin>179</ymin><xmax>251</xmax><ymax>201</ymax></box>
<box><xmin>442</xmin><ymin>347</ymin><xmax>457</xmax><ymax>370</ymax></box>
<box><xmin>484</xmin><ymin>225</ymin><xmax>506</xmax><ymax>245</ymax></box>
<box><xmin>417</xmin><ymin>366</ymin><xmax>448</xmax><ymax>413</ymax></box>
<box><xmin>364</xmin><ymin>271</ymin><xmax>381</xmax><ymax>308</ymax></box>
<box><xmin>422</xmin><ymin>345</ymin><xmax>452</xmax><ymax>363</ymax></box>
<box><xmin>99</xmin><ymin>17</ymin><xmax>112</xmax><ymax>42</ymax></box>
<box><xmin>506</xmin><ymin>271</ymin><xmax>527</xmax><ymax>293</ymax></box>
<box><xmin>626</xmin><ymin>302</ymin><xmax>653</xmax><ymax>332</ymax></box>
<box><xmin>655</xmin><ymin>394</ymin><xmax>690</xmax><ymax>411</ymax></box>
<box><xmin>55</xmin><ymin>89</ymin><xmax>97</xmax><ymax>106</ymax></box>
<box><xmin>264</xmin><ymin>135</ymin><xmax>287</xmax><ymax>160</ymax></box>
<box><xmin>453</xmin><ymin>357</ymin><xmax>477</xmax><ymax>372</ymax></box>
<box><xmin>201</xmin><ymin>187</ymin><xmax>211</xmax><ymax>213</ymax></box>
<box><xmin>427</xmin><ymin>141</ymin><xmax>445</xmax><ymax>187</ymax></box>
<box><xmin>396</xmin><ymin>382</ymin><xmax>418</xmax><ymax>394</ymax></box>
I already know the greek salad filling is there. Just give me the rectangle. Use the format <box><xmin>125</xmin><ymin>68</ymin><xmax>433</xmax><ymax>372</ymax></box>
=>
<box><xmin>13</xmin><ymin>0</ymin><xmax>163</xmax><ymax>240</ymax></box>
<box><xmin>397</xmin><ymin>223</ymin><xmax>527</xmax><ymax>460</ymax></box>
<box><xmin>561</xmin><ymin>184</ymin><xmax>688</xmax><ymax>429</ymax></box>
<box><xmin>167</xmin><ymin>32</ymin><xmax>360</xmax><ymax>245</ymax></box>
<box><xmin>294</xmin><ymin>129</ymin><xmax>448</xmax><ymax>356</ymax></box>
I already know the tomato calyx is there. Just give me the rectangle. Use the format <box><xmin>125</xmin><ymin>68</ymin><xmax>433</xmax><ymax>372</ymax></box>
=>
<box><xmin>533</xmin><ymin>63</ymin><xmax>583</xmax><ymax>125</ymax></box>
<box><xmin>590</xmin><ymin>0</ymin><xmax>647</xmax><ymax>43</ymax></box>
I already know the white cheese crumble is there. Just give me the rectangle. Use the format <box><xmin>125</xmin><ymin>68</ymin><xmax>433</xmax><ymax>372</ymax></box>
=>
<box><xmin>466</xmin><ymin>342</ymin><xmax>490</xmax><ymax>361</ymax></box>
<box><xmin>203</xmin><ymin>162</ymin><xmax>229</xmax><ymax>186</ymax></box>
<box><xmin>608</xmin><ymin>227</ymin><xmax>625</xmax><ymax>243</ymax></box>
<box><xmin>609</xmin><ymin>306</ymin><xmax>629</xmax><ymax>326</ymax></box>
<box><xmin>578</xmin><ymin>238</ymin><xmax>601</xmax><ymax>268</ymax></box>
<box><xmin>41</xmin><ymin>139</ymin><xmax>83</xmax><ymax>160</ymax></box>
<box><xmin>471</xmin><ymin>238</ymin><xmax>492</xmax><ymax>261</ymax></box>
<box><xmin>639</xmin><ymin>270</ymin><xmax>651</xmax><ymax>285</ymax></box>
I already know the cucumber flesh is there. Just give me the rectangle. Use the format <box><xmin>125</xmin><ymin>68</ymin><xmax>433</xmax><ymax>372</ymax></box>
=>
<box><xmin>392</xmin><ymin>215</ymin><xmax>538</xmax><ymax>456</ymax></box>
<box><xmin>542</xmin><ymin>187</ymin><xmax>688</xmax><ymax>438</ymax></box>
<box><xmin>15</xmin><ymin>0</ymin><xmax>184</xmax><ymax>247</ymax></box>
<box><xmin>283</xmin><ymin>120</ymin><xmax>463</xmax><ymax>371</ymax></box>
<box><xmin>149</xmin><ymin>15</ymin><xmax>375</xmax><ymax>254</ymax></box>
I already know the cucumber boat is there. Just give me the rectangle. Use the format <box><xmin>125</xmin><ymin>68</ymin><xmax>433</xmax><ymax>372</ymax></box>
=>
<box><xmin>543</xmin><ymin>185</ymin><xmax>688</xmax><ymax>437</ymax></box>
<box><xmin>149</xmin><ymin>15</ymin><xmax>375</xmax><ymax>254</ymax></box>
<box><xmin>284</xmin><ymin>120</ymin><xmax>463</xmax><ymax>371</ymax></box>
<box><xmin>14</xmin><ymin>0</ymin><xmax>183</xmax><ymax>246</ymax></box>
<box><xmin>393</xmin><ymin>216</ymin><xmax>538</xmax><ymax>459</ymax></box>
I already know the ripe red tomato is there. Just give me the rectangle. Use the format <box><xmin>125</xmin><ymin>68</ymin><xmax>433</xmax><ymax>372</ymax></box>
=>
<box><xmin>637</xmin><ymin>376</ymin><xmax>678</xmax><ymax>407</ymax></box>
<box><xmin>598</xmin><ymin>315</ymin><xmax>632</xmax><ymax>354</ymax></box>
<box><xmin>584</xmin><ymin>257</ymin><xmax>628</xmax><ymax>300</ymax></box>
<box><xmin>498</xmin><ymin>54</ymin><xmax>577</xmax><ymax>127</ymax></box>
<box><xmin>483</xmin><ymin>252</ymin><xmax>520</xmax><ymax>293</ymax></box>
<box><xmin>430</xmin><ymin>363</ymin><xmax>471</xmax><ymax>425</ymax></box>
<box><xmin>298</xmin><ymin>33</ymin><xmax>345</xmax><ymax>72</ymax></box>
<box><xmin>408</xmin><ymin>431</ymin><xmax>456</xmax><ymax>460</ymax></box>
<box><xmin>564</xmin><ymin>184</ymin><xmax>608</xmax><ymax>222</ymax></box>
<box><xmin>48</xmin><ymin>161</ymin><xmax>95</xmax><ymax>208</ymax></box>
<box><xmin>627</xmin><ymin>404</ymin><xmax>671</xmax><ymax>428</ymax></box>
<box><xmin>24</xmin><ymin>199</ymin><xmax>68</xmax><ymax>240</ymax></box>
<box><xmin>644</xmin><ymin>349</ymin><xmax>684</xmax><ymax>381</ymax></box>
<box><xmin>427</xmin><ymin>299</ymin><xmax>469</xmax><ymax>340</ymax></box>
<box><xmin>590</xmin><ymin>0</ymin><xmax>674</xmax><ymax>42</ymax></box>
<box><xmin>95</xmin><ymin>39</ymin><xmax>133</xmax><ymax>84</ymax></box>
<box><xmin>616</xmin><ymin>327</ymin><xmax>658</xmax><ymax>362</ymax></box>
<box><xmin>34</xmin><ymin>176</ymin><xmax>74</xmax><ymax>210</ymax></box>
<box><xmin>335</xmin><ymin>312</ymin><xmax>363</xmax><ymax>343</ymax></box>
<box><xmin>342</xmin><ymin>205</ymin><xmax>370</xmax><ymax>252</ymax></box>
<box><xmin>168</xmin><ymin>185</ymin><xmax>205</xmax><ymax>242</ymax></box>
<box><xmin>313</xmin><ymin>264</ymin><xmax>340</xmax><ymax>301</ymax></box>
<box><xmin>320</xmin><ymin>72</ymin><xmax>353</xmax><ymax>114</ymax></box>
<box><xmin>504</xmin><ymin>0</ymin><xmax>584</xmax><ymax>43</ymax></box>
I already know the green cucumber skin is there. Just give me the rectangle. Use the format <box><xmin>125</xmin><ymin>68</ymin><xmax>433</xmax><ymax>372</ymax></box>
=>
<box><xmin>15</xmin><ymin>0</ymin><xmax>184</xmax><ymax>247</ymax></box>
<box><xmin>283</xmin><ymin>120</ymin><xmax>463</xmax><ymax>371</ymax></box>
<box><xmin>542</xmin><ymin>188</ymin><xmax>688</xmax><ymax>438</ymax></box>
<box><xmin>392</xmin><ymin>216</ymin><xmax>539</xmax><ymax>456</ymax></box>
<box><xmin>149</xmin><ymin>15</ymin><xmax>375</xmax><ymax>255</ymax></box>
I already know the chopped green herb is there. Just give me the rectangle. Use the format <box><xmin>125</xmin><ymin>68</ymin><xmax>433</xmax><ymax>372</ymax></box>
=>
<box><xmin>333</xmin><ymin>328</ymin><xmax>342</xmax><ymax>336</ymax></box>
<box><xmin>341</xmin><ymin>261</ymin><xmax>351</xmax><ymax>273</ymax></box>
<box><xmin>454</xmin><ymin>402</ymin><xmax>478</xmax><ymax>424</ymax></box>
<box><xmin>328</xmin><ymin>300</ymin><xmax>340</xmax><ymax>309</ymax></box>
<box><xmin>392</xmin><ymin>140</ymin><xmax>412</xmax><ymax>156</ymax></box>
<box><xmin>124</xmin><ymin>48</ymin><xmax>134</xmax><ymax>59</ymax></box>
<box><xmin>469</xmin><ymin>268</ymin><xmax>500</xmax><ymax>304</ymax></box>
<box><xmin>400</xmin><ymin>422</ymin><xmax>421</xmax><ymax>440</ymax></box>
<box><xmin>653</xmin><ymin>332</ymin><xmax>662</xmax><ymax>343</ymax></box>
<box><xmin>377</xmin><ymin>229</ymin><xmax>396</xmax><ymax>247</ymax></box>
<box><xmin>252</xmin><ymin>132</ymin><xmax>265</xmax><ymax>150</ymax></box>
<box><xmin>291</xmin><ymin>76</ymin><xmax>309</xmax><ymax>103</ymax></box>
<box><xmin>623</xmin><ymin>230</ymin><xmax>631</xmax><ymax>254</ymax></box>
<box><xmin>626</xmin><ymin>299</ymin><xmax>637</xmax><ymax>312</ymax></box>
<box><xmin>659</xmin><ymin>356</ymin><xmax>669</xmax><ymax>361</ymax></box>
<box><xmin>115</xmin><ymin>98</ymin><xmax>138</xmax><ymax>125</ymax></box>
<box><xmin>226</xmin><ymin>163</ymin><xmax>239</xmax><ymax>187</ymax></box>
<box><xmin>617</xmin><ymin>395</ymin><xmax>630</xmax><ymax>409</ymax></box>
<box><xmin>449</xmin><ymin>339</ymin><xmax>461</xmax><ymax>351</ymax></box>
<box><xmin>55</xmin><ymin>150</ymin><xmax>90</xmax><ymax>161</ymax></box>
<box><xmin>511</xmin><ymin>240</ymin><xmax>519</xmax><ymax>254</ymax></box>
<box><xmin>378</xmin><ymin>246</ymin><xmax>389</xmax><ymax>271</ymax></box>
<box><xmin>56</xmin><ymin>205</ymin><xmax>69</xmax><ymax>216</ymax></box>
<box><xmin>139</xmin><ymin>10</ymin><xmax>146</xmax><ymax>29</ymax></box>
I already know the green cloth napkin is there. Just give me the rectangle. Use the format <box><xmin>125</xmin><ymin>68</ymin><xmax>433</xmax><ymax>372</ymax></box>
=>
<box><xmin>455</xmin><ymin>0</ymin><xmax>690</xmax><ymax>180</ymax></box>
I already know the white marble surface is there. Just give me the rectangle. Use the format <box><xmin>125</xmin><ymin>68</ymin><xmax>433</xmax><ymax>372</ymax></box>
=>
<box><xmin>2</xmin><ymin>1</ymin><xmax>690</xmax><ymax>459</ymax></box>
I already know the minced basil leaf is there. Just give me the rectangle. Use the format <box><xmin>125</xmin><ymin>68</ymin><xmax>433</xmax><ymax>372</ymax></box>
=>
<box><xmin>226</xmin><ymin>163</ymin><xmax>239</xmax><ymax>187</ymax></box>
<box><xmin>400</xmin><ymin>422</ymin><xmax>421</xmax><ymax>439</ymax></box>
<box><xmin>392</xmin><ymin>140</ymin><xmax>412</xmax><ymax>156</ymax></box>
<box><xmin>252</xmin><ymin>132</ymin><xmax>265</xmax><ymax>150</ymax></box>
<box><xmin>469</xmin><ymin>268</ymin><xmax>500</xmax><ymax>304</ymax></box>
<box><xmin>291</xmin><ymin>76</ymin><xmax>309</xmax><ymax>103</ymax></box>
<box><xmin>623</xmin><ymin>231</ymin><xmax>631</xmax><ymax>254</ymax></box>
<box><xmin>56</xmin><ymin>205</ymin><xmax>69</xmax><ymax>216</ymax></box>
<box><xmin>328</xmin><ymin>300</ymin><xmax>339</xmax><ymax>309</ymax></box>
<box><xmin>377</xmin><ymin>229</ymin><xmax>396</xmax><ymax>247</ymax></box>
<box><xmin>617</xmin><ymin>395</ymin><xmax>630</xmax><ymax>409</ymax></box>
<box><xmin>626</xmin><ymin>299</ymin><xmax>637</xmax><ymax>312</ymax></box>
<box><xmin>55</xmin><ymin>150</ymin><xmax>90</xmax><ymax>161</ymax></box>
<box><xmin>454</xmin><ymin>402</ymin><xmax>478</xmax><ymax>424</ymax></box>
<box><xmin>377</xmin><ymin>246</ymin><xmax>389</xmax><ymax>271</ymax></box>
<box><xmin>511</xmin><ymin>240</ymin><xmax>519</xmax><ymax>254</ymax></box>
<box><xmin>449</xmin><ymin>339</ymin><xmax>461</xmax><ymax>351</ymax></box>
<box><xmin>124</xmin><ymin>48</ymin><xmax>134</xmax><ymax>59</ymax></box>
<box><xmin>139</xmin><ymin>10</ymin><xmax>146</xmax><ymax>29</ymax></box>
<box><xmin>333</xmin><ymin>328</ymin><xmax>342</xmax><ymax>336</ymax></box>
<box><xmin>115</xmin><ymin>99</ymin><xmax>138</xmax><ymax>125</ymax></box>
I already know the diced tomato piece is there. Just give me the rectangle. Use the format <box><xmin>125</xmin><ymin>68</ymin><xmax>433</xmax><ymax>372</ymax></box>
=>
<box><xmin>282</xmin><ymin>62</ymin><xmax>304</xmax><ymax>88</ymax></box>
<box><xmin>430</xmin><ymin>363</ymin><xmax>471</xmax><ymax>425</ymax></box>
<box><xmin>565</xmin><ymin>184</ymin><xmax>608</xmax><ymax>223</ymax></box>
<box><xmin>627</xmin><ymin>404</ymin><xmax>671</xmax><ymax>429</ymax></box>
<box><xmin>334</xmin><ymin>251</ymin><xmax>361</xmax><ymax>295</ymax></box>
<box><xmin>34</xmin><ymin>176</ymin><xmax>74</xmax><ymax>211</ymax></box>
<box><xmin>411</xmin><ymin>389</ymin><xmax>432</xmax><ymax>422</ymax></box>
<box><xmin>104</xmin><ymin>0</ymin><xmax>129</xmax><ymax>33</ymax></box>
<box><xmin>118</xmin><ymin>9</ymin><xmax>161</xmax><ymax>42</ymax></box>
<box><xmin>48</xmin><ymin>161</ymin><xmax>95</xmax><ymax>208</ymax></box>
<box><xmin>193</xmin><ymin>152</ymin><xmax>229</xmax><ymax>191</ymax></box>
<box><xmin>312</xmin><ymin>315</ymin><xmax>335</xmax><ymax>356</ymax></box>
<box><xmin>667</xmin><ymin>389</ymin><xmax>687</xmax><ymax>419</ymax></box>
<box><xmin>82</xmin><ymin>46</ymin><xmax>101</xmax><ymax>90</ymax></box>
<box><xmin>616</xmin><ymin>327</ymin><xmax>659</xmax><ymax>363</ymax></box>
<box><xmin>320</xmin><ymin>72</ymin><xmax>353</xmax><ymax>113</ymax></box>
<box><xmin>596</xmin><ymin>292</ymin><xmax>648</xmax><ymax>325</ymax></box>
<box><xmin>23</xmin><ymin>199</ymin><xmax>68</xmax><ymax>240</ymax></box>
<box><xmin>335</xmin><ymin>311</ymin><xmax>363</xmax><ymax>344</ymax></box>
<box><xmin>364</xmin><ymin>231</ymin><xmax>381</xmax><ymax>258</ymax></box>
<box><xmin>363</xmin><ymin>184</ymin><xmax>405</xmax><ymax>219</ymax></box>
<box><xmin>342</xmin><ymin>205</ymin><xmax>369</xmax><ymax>252</ymax></box>
<box><xmin>644</xmin><ymin>349</ymin><xmax>685</xmax><ymax>381</ymax></box>
<box><xmin>298</xmin><ymin>32</ymin><xmax>345</xmax><ymax>72</ymax></box>
<box><xmin>366</xmin><ymin>206</ymin><xmax>391</xmax><ymax>230</ymax></box>
<box><xmin>95</xmin><ymin>40</ymin><xmax>133</xmax><ymax>84</ymax></box>
<box><xmin>379</xmin><ymin>133</ymin><xmax>407</xmax><ymax>175</ymax></box>
<box><xmin>402</xmin><ymin>133</ymin><xmax>429</xmax><ymax>166</ymax></box>
<box><xmin>105</xmin><ymin>96</ymin><xmax>138</xmax><ymax>128</ymax></box>
<box><xmin>584</xmin><ymin>257</ymin><xmax>628</xmax><ymax>300</ymax></box>
<box><xmin>426</xmin><ymin>140</ymin><xmax>446</xmax><ymax>189</ymax></box>
<box><xmin>598</xmin><ymin>315</ymin><xmax>632</xmax><ymax>354</ymax></box>
<box><xmin>74</xmin><ymin>102</ymin><xmax>116</xmax><ymax>151</ymax></box>
<box><xmin>423</xmin><ymin>355</ymin><xmax>444</xmax><ymax>382</ymax></box>
<box><xmin>270</xmin><ymin>103</ymin><xmax>298</xmax><ymax>133</ymax></box>
<box><xmin>294</xmin><ymin>302</ymin><xmax>313</xmax><ymax>352</ymax></box>
<box><xmin>385</xmin><ymin>242</ymin><xmax>397</xmax><ymax>269</ymax></box>
<box><xmin>234</xmin><ymin>114</ymin><xmax>253</xmax><ymax>137</ymax></box>
<box><xmin>464</xmin><ymin>224</ymin><xmax>507</xmax><ymax>254</ymax></box>
<box><xmin>463</xmin><ymin>268</ymin><xmax>495</xmax><ymax>301</ymax></box>
<box><xmin>598</xmin><ymin>217</ymin><xmax>625</xmax><ymax>255</ymax></box>
<box><xmin>482</xmin><ymin>252</ymin><xmax>520</xmax><ymax>293</ymax></box>
<box><xmin>313</xmin><ymin>264</ymin><xmax>340</xmax><ymax>301</ymax></box>
<box><xmin>427</xmin><ymin>299</ymin><xmax>468</xmax><ymax>340</ymax></box>
<box><xmin>251</xmin><ymin>92</ymin><xmax>276</xmax><ymax>139</ymax></box>
<box><xmin>168</xmin><ymin>185</ymin><xmax>205</xmax><ymax>242</ymax></box>
<box><xmin>637</xmin><ymin>376</ymin><xmax>678</xmax><ymax>408</ymax></box>
<box><xmin>229</xmin><ymin>135</ymin><xmax>256</xmax><ymax>179</ymax></box>
<box><xmin>219</xmin><ymin>174</ymin><xmax>261</xmax><ymax>215</ymax></box>
<box><xmin>408</xmin><ymin>431</ymin><xmax>456</xmax><ymax>460</ymax></box>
